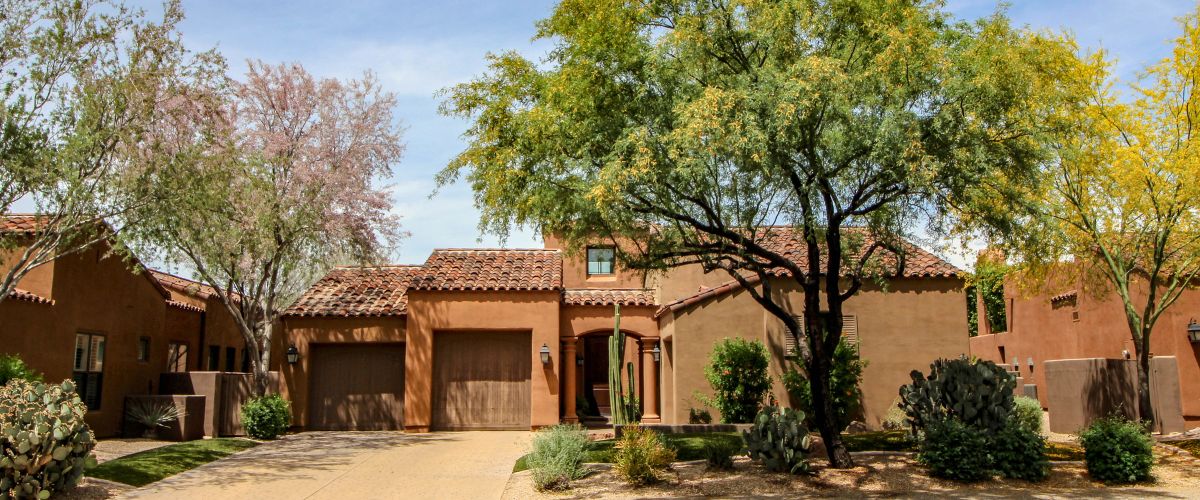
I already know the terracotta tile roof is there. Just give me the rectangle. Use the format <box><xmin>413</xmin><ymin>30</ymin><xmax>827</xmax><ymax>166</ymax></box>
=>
<box><xmin>150</xmin><ymin>270</ymin><xmax>220</xmax><ymax>300</ymax></box>
<box><xmin>166</xmin><ymin>300</ymin><xmax>204</xmax><ymax>313</ymax></box>
<box><xmin>1050</xmin><ymin>290</ymin><xmax>1078</xmax><ymax>305</ymax></box>
<box><xmin>755</xmin><ymin>227</ymin><xmax>961</xmax><ymax>278</ymax></box>
<box><xmin>283</xmin><ymin>265</ymin><xmax>421</xmax><ymax>317</ymax></box>
<box><xmin>409</xmin><ymin>249</ymin><xmax>562</xmax><ymax>291</ymax></box>
<box><xmin>563</xmin><ymin>289</ymin><xmax>656</xmax><ymax>307</ymax></box>
<box><xmin>7</xmin><ymin>288</ymin><xmax>53</xmax><ymax>305</ymax></box>
<box><xmin>0</xmin><ymin>215</ymin><xmax>44</xmax><ymax>233</ymax></box>
<box><xmin>656</xmin><ymin>277</ymin><xmax>759</xmax><ymax>318</ymax></box>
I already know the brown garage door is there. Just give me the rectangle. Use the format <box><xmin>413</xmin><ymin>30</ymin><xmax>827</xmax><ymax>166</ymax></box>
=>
<box><xmin>308</xmin><ymin>343</ymin><xmax>405</xmax><ymax>430</ymax></box>
<box><xmin>432</xmin><ymin>331</ymin><xmax>531</xmax><ymax>430</ymax></box>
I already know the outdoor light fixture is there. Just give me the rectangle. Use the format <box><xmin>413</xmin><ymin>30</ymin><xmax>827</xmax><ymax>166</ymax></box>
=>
<box><xmin>1027</xmin><ymin>357</ymin><xmax>1034</xmax><ymax>369</ymax></box>
<box><xmin>285</xmin><ymin>344</ymin><xmax>300</xmax><ymax>365</ymax></box>
<box><xmin>1122</xmin><ymin>349</ymin><xmax>1131</xmax><ymax>360</ymax></box>
<box><xmin>652</xmin><ymin>344</ymin><xmax>661</xmax><ymax>363</ymax></box>
<box><xmin>1012</xmin><ymin>357</ymin><xmax>1019</xmax><ymax>370</ymax></box>
<box><xmin>539</xmin><ymin>343</ymin><xmax>551</xmax><ymax>365</ymax></box>
<box><xmin>1188</xmin><ymin>320</ymin><xmax>1200</xmax><ymax>343</ymax></box>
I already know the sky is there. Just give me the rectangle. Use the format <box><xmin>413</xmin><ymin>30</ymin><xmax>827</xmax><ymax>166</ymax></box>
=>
<box><xmin>129</xmin><ymin>0</ymin><xmax>1194</xmax><ymax>268</ymax></box>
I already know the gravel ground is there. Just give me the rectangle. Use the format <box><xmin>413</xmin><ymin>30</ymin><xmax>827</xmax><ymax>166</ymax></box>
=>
<box><xmin>91</xmin><ymin>439</ymin><xmax>173</xmax><ymax>464</ymax></box>
<box><xmin>52</xmin><ymin>478</ymin><xmax>132</xmax><ymax>500</ymax></box>
<box><xmin>503</xmin><ymin>447</ymin><xmax>1200</xmax><ymax>499</ymax></box>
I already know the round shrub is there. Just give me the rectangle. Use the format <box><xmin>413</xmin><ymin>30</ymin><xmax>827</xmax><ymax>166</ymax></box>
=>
<box><xmin>991</xmin><ymin>419</ymin><xmax>1049</xmax><ymax>481</ymax></box>
<box><xmin>1</xmin><ymin>379</ymin><xmax>96</xmax><ymax>499</ymax></box>
<box><xmin>918</xmin><ymin>418</ymin><xmax>992</xmax><ymax>482</ymax></box>
<box><xmin>702</xmin><ymin>439</ymin><xmax>742</xmax><ymax>470</ymax></box>
<box><xmin>527</xmin><ymin>424</ymin><xmax>589</xmax><ymax>491</ymax></box>
<box><xmin>241</xmin><ymin>394</ymin><xmax>291</xmax><ymax>440</ymax></box>
<box><xmin>782</xmin><ymin>338</ymin><xmax>865</xmax><ymax>434</ymax></box>
<box><xmin>1079</xmin><ymin>415</ymin><xmax>1154</xmax><ymax>484</ymax></box>
<box><xmin>0</xmin><ymin>354</ymin><xmax>42</xmax><ymax>387</ymax></box>
<box><xmin>1011</xmin><ymin>396</ymin><xmax>1044</xmax><ymax>434</ymax></box>
<box><xmin>613</xmin><ymin>425</ymin><xmax>675</xmax><ymax>485</ymax></box>
<box><xmin>703</xmin><ymin>338</ymin><xmax>771</xmax><ymax>423</ymax></box>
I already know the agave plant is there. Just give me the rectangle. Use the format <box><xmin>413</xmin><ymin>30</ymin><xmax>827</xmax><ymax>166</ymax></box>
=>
<box><xmin>126</xmin><ymin>399</ymin><xmax>186</xmax><ymax>438</ymax></box>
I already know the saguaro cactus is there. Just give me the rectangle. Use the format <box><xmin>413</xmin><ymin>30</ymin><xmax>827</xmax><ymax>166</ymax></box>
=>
<box><xmin>607</xmin><ymin>304</ymin><xmax>639</xmax><ymax>425</ymax></box>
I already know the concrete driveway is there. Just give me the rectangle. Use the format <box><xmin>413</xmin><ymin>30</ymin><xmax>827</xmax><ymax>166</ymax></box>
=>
<box><xmin>121</xmin><ymin>431</ymin><xmax>530</xmax><ymax>500</ymax></box>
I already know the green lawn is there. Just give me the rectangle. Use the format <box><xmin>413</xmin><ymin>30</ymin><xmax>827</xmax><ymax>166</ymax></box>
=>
<box><xmin>87</xmin><ymin>438</ymin><xmax>259</xmax><ymax>486</ymax></box>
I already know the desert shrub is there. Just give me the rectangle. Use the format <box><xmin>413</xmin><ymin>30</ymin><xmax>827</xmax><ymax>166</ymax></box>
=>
<box><xmin>918</xmin><ymin>418</ymin><xmax>992</xmax><ymax>482</ymax></box>
<box><xmin>241</xmin><ymin>394</ymin><xmax>291</xmax><ymax>440</ymax></box>
<box><xmin>991</xmin><ymin>419</ymin><xmax>1049</xmax><ymax>481</ymax></box>
<box><xmin>527</xmin><ymin>424</ymin><xmax>589</xmax><ymax>491</ymax></box>
<box><xmin>704</xmin><ymin>338</ymin><xmax>771</xmax><ymax>423</ymax></box>
<box><xmin>0</xmin><ymin>354</ymin><xmax>42</xmax><ymax>387</ymax></box>
<box><xmin>782</xmin><ymin>338</ymin><xmax>866</xmax><ymax>433</ymax></box>
<box><xmin>1011</xmin><ymin>396</ymin><xmax>1043</xmax><ymax>434</ymax></box>
<box><xmin>1079</xmin><ymin>415</ymin><xmax>1154</xmax><ymax>484</ymax></box>
<box><xmin>612</xmin><ymin>425</ymin><xmax>675</xmax><ymax>485</ymax></box>
<box><xmin>881</xmin><ymin>397</ymin><xmax>909</xmax><ymax>431</ymax></box>
<box><xmin>899</xmin><ymin>357</ymin><xmax>1015</xmax><ymax>435</ymax></box>
<box><xmin>688</xmin><ymin>407</ymin><xmax>712</xmax><ymax>424</ymax></box>
<box><xmin>743</xmin><ymin>406</ymin><xmax>810</xmax><ymax>474</ymax></box>
<box><xmin>125</xmin><ymin>399</ymin><xmax>187</xmax><ymax>438</ymax></box>
<box><xmin>702</xmin><ymin>439</ymin><xmax>741</xmax><ymax>470</ymax></box>
<box><xmin>0</xmin><ymin>379</ymin><xmax>96</xmax><ymax>499</ymax></box>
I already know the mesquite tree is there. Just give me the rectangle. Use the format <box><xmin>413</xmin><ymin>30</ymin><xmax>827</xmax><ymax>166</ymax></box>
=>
<box><xmin>129</xmin><ymin>61</ymin><xmax>405</xmax><ymax>393</ymax></box>
<box><xmin>440</xmin><ymin>0</ymin><xmax>1076</xmax><ymax>466</ymax></box>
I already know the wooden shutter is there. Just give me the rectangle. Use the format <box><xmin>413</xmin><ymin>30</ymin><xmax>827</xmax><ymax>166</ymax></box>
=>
<box><xmin>786</xmin><ymin>317</ymin><xmax>805</xmax><ymax>356</ymax></box>
<box><xmin>842</xmin><ymin>315</ymin><xmax>859</xmax><ymax>347</ymax></box>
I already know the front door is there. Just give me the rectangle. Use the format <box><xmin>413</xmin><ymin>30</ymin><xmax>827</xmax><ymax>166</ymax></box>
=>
<box><xmin>583</xmin><ymin>335</ymin><xmax>610</xmax><ymax>416</ymax></box>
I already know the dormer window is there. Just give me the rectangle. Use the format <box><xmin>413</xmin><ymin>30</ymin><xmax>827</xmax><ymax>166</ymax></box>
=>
<box><xmin>587</xmin><ymin>247</ymin><xmax>615</xmax><ymax>275</ymax></box>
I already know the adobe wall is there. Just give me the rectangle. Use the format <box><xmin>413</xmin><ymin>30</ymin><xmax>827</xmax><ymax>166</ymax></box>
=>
<box><xmin>1043</xmin><ymin>357</ymin><xmax>1185</xmax><ymax>434</ymax></box>
<box><xmin>560</xmin><ymin>304</ymin><xmax>658</xmax><ymax>418</ymax></box>
<box><xmin>543</xmin><ymin>234</ymin><xmax>648</xmax><ymax>290</ymax></box>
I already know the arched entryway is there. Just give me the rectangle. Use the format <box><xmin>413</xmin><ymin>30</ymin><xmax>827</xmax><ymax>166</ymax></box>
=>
<box><xmin>567</xmin><ymin>329</ymin><xmax>660</xmax><ymax>425</ymax></box>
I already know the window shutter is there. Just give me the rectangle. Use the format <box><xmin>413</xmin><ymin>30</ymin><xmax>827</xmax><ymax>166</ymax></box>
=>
<box><xmin>842</xmin><ymin>315</ymin><xmax>859</xmax><ymax>347</ymax></box>
<box><xmin>786</xmin><ymin>316</ymin><xmax>805</xmax><ymax>356</ymax></box>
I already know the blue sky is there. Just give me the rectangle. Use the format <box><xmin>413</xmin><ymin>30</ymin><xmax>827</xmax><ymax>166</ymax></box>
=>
<box><xmin>134</xmin><ymin>0</ymin><xmax>1193</xmax><ymax>266</ymax></box>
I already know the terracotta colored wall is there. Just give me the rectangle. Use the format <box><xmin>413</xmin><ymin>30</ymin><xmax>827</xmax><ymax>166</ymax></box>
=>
<box><xmin>969</xmin><ymin>270</ymin><xmax>1200</xmax><ymax>424</ymax></box>
<box><xmin>404</xmin><ymin>289</ymin><xmax>560</xmax><ymax>431</ymax></box>
<box><xmin>0</xmin><ymin>241</ymin><xmax>55</xmax><ymax>299</ymax></box>
<box><xmin>1043</xmin><ymin>357</ymin><xmax>1185</xmax><ymax>434</ymax></box>
<box><xmin>278</xmin><ymin>315</ymin><xmax>406</xmax><ymax>428</ymax></box>
<box><xmin>543</xmin><ymin>234</ymin><xmax>648</xmax><ymax>290</ymax></box>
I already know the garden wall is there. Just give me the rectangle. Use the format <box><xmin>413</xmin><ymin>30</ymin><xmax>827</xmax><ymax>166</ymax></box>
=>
<box><xmin>160</xmin><ymin>371</ymin><xmax>280</xmax><ymax>436</ymax></box>
<box><xmin>1043</xmin><ymin>357</ymin><xmax>1184</xmax><ymax>434</ymax></box>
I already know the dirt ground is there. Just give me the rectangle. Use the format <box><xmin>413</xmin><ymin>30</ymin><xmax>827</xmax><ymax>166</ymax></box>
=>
<box><xmin>503</xmin><ymin>448</ymin><xmax>1200</xmax><ymax>499</ymax></box>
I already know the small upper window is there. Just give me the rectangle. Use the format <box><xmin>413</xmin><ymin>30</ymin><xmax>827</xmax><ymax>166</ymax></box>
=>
<box><xmin>587</xmin><ymin>247</ymin><xmax>615</xmax><ymax>275</ymax></box>
<box><xmin>137</xmin><ymin>337</ymin><xmax>151</xmax><ymax>362</ymax></box>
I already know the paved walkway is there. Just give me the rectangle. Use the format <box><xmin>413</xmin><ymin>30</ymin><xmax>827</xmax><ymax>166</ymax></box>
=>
<box><xmin>120</xmin><ymin>431</ymin><xmax>530</xmax><ymax>500</ymax></box>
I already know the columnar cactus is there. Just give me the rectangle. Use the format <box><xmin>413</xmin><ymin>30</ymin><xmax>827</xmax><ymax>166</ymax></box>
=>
<box><xmin>743</xmin><ymin>406</ymin><xmax>810</xmax><ymax>474</ymax></box>
<box><xmin>899</xmin><ymin>357</ymin><xmax>1016</xmax><ymax>435</ymax></box>
<box><xmin>0</xmin><ymin>379</ymin><xmax>97</xmax><ymax>499</ymax></box>
<box><xmin>607</xmin><ymin>304</ymin><xmax>639</xmax><ymax>424</ymax></box>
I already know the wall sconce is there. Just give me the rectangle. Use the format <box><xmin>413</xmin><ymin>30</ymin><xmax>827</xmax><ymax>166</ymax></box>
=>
<box><xmin>1027</xmin><ymin>357</ymin><xmax>1034</xmax><ymax>369</ymax></box>
<box><xmin>539</xmin><ymin>343</ymin><xmax>551</xmax><ymax>365</ymax></box>
<box><xmin>1188</xmin><ymin>320</ymin><xmax>1200</xmax><ymax>343</ymax></box>
<box><xmin>576</xmin><ymin>354</ymin><xmax>584</xmax><ymax>366</ymax></box>
<box><xmin>652</xmin><ymin>344</ymin><xmax>661</xmax><ymax>363</ymax></box>
<box><xmin>1011</xmin><ymin>357</ymin><xmax>1019</xmax><ymax>370</ymax></box>
<box><xmin>1122</xmin><ymin>349</ymin><xmax>1131</xmax><ymax>360</ymax></box>
<box><xmin>286</xmin><ymin>344</ymin><xmax>300</xmax><ymax>365</ymax></box>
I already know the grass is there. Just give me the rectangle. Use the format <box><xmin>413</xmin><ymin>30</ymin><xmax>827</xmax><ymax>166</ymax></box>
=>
<box><xmin>1167</xmin><ymin>438</ymin><xmax>1200</xmax><ymax>456</ymax></box>
<box><xmin>87</xmin><ymin>438</ymin><xmax>258</xmax><ymax>486</ymax></box>
<box><xmin>514</xmin><ymin>432</ymin><xmax>741</xmax><ymax>472</ymax></box>
<box><xmin>842</xmin><ymin>430</ymin><xmax>915</xmax><ymax>452</ymax></box>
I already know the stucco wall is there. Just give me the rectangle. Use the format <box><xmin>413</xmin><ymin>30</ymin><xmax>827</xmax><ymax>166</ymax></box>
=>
<box><xmin>543</xmin><ymin>234</ymin><xmax>648</xmax><ymax>290</ymax></box>
<box><xmin>559</xmin><ymin>304</ymin><xmax>657</xmax><ymax>418</ymax></box>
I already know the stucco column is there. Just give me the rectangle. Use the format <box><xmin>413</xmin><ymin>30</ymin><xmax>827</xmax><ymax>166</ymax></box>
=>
<box><xmin>562</xmin><ymin>337</ymin><xmax>578</xmax><ymax>423</ymax></box>
<box><xmin>640</xmin><ymin>337</ymin><xmax>661</xmax><ymax>423</ymax></box>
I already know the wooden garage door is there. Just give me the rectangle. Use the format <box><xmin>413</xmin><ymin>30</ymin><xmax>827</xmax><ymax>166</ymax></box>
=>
<box><xmin>308</xmin><ymin>344</ymin><xmax>405</xmax><ymax>430</ymax></box>
<box><xmin>432</xmin><ymin>332</ymin><xmax>531</xmax><ymax>430</ymax></box>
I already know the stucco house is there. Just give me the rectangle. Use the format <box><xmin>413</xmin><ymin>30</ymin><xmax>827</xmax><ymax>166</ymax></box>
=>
<box><xmin>0</xmin><ymin>215</ymin><xmax>247</xmax><ymax>437</ymax></box>
<box><xmin>278</xmin><ymin>228</ymin><xmax>969</xmax><ymax>431</ymax></box>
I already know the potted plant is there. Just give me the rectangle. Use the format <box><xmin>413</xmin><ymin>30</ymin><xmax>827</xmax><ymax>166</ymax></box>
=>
<box><xmin>126</xmin><ymin>399</ymin><xmax>186</xmax><ymax>439</ymax></box>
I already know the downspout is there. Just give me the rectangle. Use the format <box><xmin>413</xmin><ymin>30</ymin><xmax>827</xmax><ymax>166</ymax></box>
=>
<box><xmin>197</xmin><ymin>309</ymin><xmax>207</xmax><ymax>371</ymax></box>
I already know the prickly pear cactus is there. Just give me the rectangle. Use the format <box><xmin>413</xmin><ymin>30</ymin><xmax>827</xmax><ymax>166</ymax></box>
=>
<box><xmin>742</xmin><ymin>406</ymin><xmax>810</xmax><ymax>474</ymax></box>
<box><xmin>899</xmin><ymin>357</ymin><xmax>1016</xmax><ymax>436</ymax></box>
<box><xmin>1</xmin><ymin>379</ymin><xmax>97</xmax><ymax>499</ymax></box>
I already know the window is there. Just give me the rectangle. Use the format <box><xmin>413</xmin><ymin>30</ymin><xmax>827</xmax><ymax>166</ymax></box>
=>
<box><xmin>586</xmin><ymin>247</ymin><xmax>615</xmax><ymax>275</ymax></box>
<box><xmin>207</xmin><ymin>345</ymin><xmax>220</xmax><ymax>371</ymax></box>
<box><xmin>241</xmin><ymin>348</ymin><xmax>251</xmax><ymax>373</ymax></box>
<box><xmin>225</xmin><ymin>347</ymin><xmax>236</xmax><ymax>372</ymax></box>
<box><xmin>73</xmin><ymin>333</ymin><xmax>105</xmax><ymax>410</ymax></box>
<box><xmin>167</xmin><ymin>342</ymin><xmax>189</xmax><ymax>372</ymax></box>
<box><xmin>136</xmin><ymin>337</ymin><xmax>151</xmax><ymax>362</ymax></box>
<box><xmin>786</xmin><ymin>314</ymin><xmax>858</xmax><ymax>356</ymax></box>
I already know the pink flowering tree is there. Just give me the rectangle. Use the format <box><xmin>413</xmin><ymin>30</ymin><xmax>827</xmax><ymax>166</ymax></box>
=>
<box><xmin>130</xmin><ymin>61</ymin><xmax>405</xmax><ymax>392</ymax></box>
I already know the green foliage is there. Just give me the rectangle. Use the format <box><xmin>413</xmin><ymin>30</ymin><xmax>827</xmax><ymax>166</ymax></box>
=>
<box><xmin>1012</xmin><ymin>396</ymin><xmax>1044</xmax><ymax>434</ymax></box>
<box><xmin>574</xmin><ymin>395</ymin><xmax>593</xmax><ymax>419</ymax></box>
<box><xmin>688</xmin><ymin>407</ymin><xmax>712</xmax><ymax>424</ymax></box>
<box><xmin>899</xmin><ymin>357</ymin><xmax>1016</xmax><ymax>435</ymax></box>
<box><xmin>607</xmin><ymin>305</ymin><xmax>639</xmax><ymax>425</ymax></box>
<box><xmin>881</xmin><ymin>397</ymin><xmax>909</xmax><ymax>432</ymax></box>
<box><xmin>86</xmin><ymin>438</ymin><xmax>256</xmax><ymax>487</ymax></box>
<box><xmin>969</xmin><ymin>260</ymin><xmax>1009</xmax><ymax>334</ymax></box>
<box><xmin>702</xmin><ymin>439</ymin><xmax>741</xmax><ymax>470</ymax></box>
<box><xmin>842</xmin><ymin>431</ymin><xmax>916</xmax><ymax>452</ymax></box>
<box><xmin>527</xmin><ymin>424</ymin><xmax>589</xmax><ymax>491</ymax></box>
<box><xmin>917</xmin><ymin>418</ymin><xmax>992</xmax><ymax>482</ymax></box>
<box><xmin>0</xmin><ymin>379</ymin><xmax>96</xmax><ymax>499</ymax></box>
<box><xmin>1079</xmin><ymin>415</ymin><xmax>1154</xmax><ymax>484</ymax></box>
<box><xmin>782</xmin><ymin>338</ymin><xmax>865</xmax><ymax>433</ymax></box>
<box><xmin>743</xmin><ymin>406</ymin><xmax>810</xmax><ymax>475</ymax></box>
<box><xmin>240</xmin><ymin>394</ymin><xmax>291</xmax><ymax>440</ymax></box>
<box><xmin>0</xmin><ymin>355</ymin><xmax>42</xmax><ymax>387</ymax></box>
<box><xmin>704</xmin><ymin>338</ymin><xmax>772</xmax><ymax>424</ymax></box>
<box><xmin>991</xmin><ymin>419</ymin><xmax>1049</xmax><ymax>481</ymax></box>
<box><xmin>612</xmin><ymin>425</ymin><xmax>675</xmax><ymax>486</ymax></box>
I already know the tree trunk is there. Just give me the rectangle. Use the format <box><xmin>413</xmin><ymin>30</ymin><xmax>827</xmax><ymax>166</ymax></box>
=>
<box><xmin>252</xmin><ymin>321</ymin><xmax>274</xmax><ymax>397</ymax></box>
<box><xmin>1136</xmin><ymin>347</ymin><xmax>1155</xmax><ymax>429</ymax></box>
<box><xmin>808</xmin><ymin>327</ymin><xmax>854</xmax><ymax>468</ymax></box>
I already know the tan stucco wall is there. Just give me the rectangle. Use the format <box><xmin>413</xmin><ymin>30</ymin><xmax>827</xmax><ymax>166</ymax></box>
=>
<box><xmin>543</xmin><ymin>234</ymin><xmax>648</xmax><ymax>290</ymax></box>
<box><xmin>404</xmin><ymin>289</ymin><xmax>561</xmax><ymax>431</ymax></box>
<box><xmin>559</xmin><ymin>304</ymin><xmax>657</xmax><ymax>417</ymax></box>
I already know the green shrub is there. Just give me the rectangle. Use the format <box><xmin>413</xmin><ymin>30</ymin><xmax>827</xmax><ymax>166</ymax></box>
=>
<box><xmin>782</xmin><ymin>338</ymin><xmax>865</xmax><ymax>433</ymax></box>
<box><xmin>991</xmin><ymin>419</ymin><xmax>1048</xmax><ymax>481</ymax></box>
<box><xmin>1011</xmin><ymin>396</ymin><xmax>1043</xmax><ymax>434</ymax></box>
<box><xmin>881</xmin><ymin>397</ymin><xmax>908</xmax><ymax>431</ymax></box>
<box><xmin>688</xmin><ymin>407</ymin><xmax>712</xmax><ymax>424</ymax></box>
<box><xmin>899</xmin><ymin>357</ymin><xmax>1015</xmax><ymax>435</ymax></box>
<box><xmin>918</xmin><ymin>418</ymin><xmax>992</xmax><ymax>482</ymax></box>
<box><xmin>574</xmin><ymin>395</ymin><xmax>592</xmax><ymax>419</ymax></box>
<box><xmin>240</xmin><ymin>394</ymin><xmax>291</xmax><ymax>440</ymax></box>
<box><xmin>0</xmin><ymin>354</ymin><xmax>42</xmax><ymax>387</ymax></box>
<box><xmin>1</xmin><ymin>379</ymin><xmax>96</xmax><ymax>499</ymax></box>
<box><xmin>612</xmin><ymin>425</ymin><xmax>675</xmax><ymax>486</ymax></box>
<box><xmin>743</xmin><ymin>406</ymin><xmax>810</xmax><ymax>474</ymax></box>
<box><xmin>702</xmin><ymin>439</ymin><xmax>741</xmax><ymax>470</ymax></box>
<box><xmin>1079</xmin><ymin>415</ymin><xmax>1154</xmax><ymax>484</ymax></box>
<box><xmin>704</xmin><ymin>338</ymin><xmax>772</xmax><ymax>423</ymax></box>
<box><xmin>527</xmin><ymin>424</ymin><xmax>589</xmax><ymax>490</ymax></box>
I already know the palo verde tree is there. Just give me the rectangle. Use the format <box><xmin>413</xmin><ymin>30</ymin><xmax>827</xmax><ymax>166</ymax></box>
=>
<box><xmin>440</xmin><ymin>0</ymin><xmax>1075</xmax><ymax>466</ymax></box>
<box><xmin>128</xmin><ymin>61</ymin><xmax>405</xmax><ymax>393</ymax></box>
<box><xmin>1011</xmin><ymin>11</ymin><xmax>1200</xmax><ymax>426</ymax></box>
<box><xmin>0</xmin><ymin>0</ymin><xmax>217</xmax><ymax>304</ymax></box>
